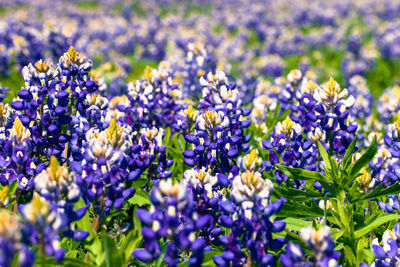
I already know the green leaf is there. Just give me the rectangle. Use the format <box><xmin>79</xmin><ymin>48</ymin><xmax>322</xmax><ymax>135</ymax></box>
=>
<box><xmin>102</xmin><ymin>232</ymin><xmax>124</xmax><ymax>267</ymax></box>
<box><xmin>318</xmin><ymin>142</ymin><xmax>332</xmax><ymax>171</ymax></box>
<box><xmin>357</xmin><ymin>237</ymin><xmax>374</xmax><ymax>264</ymax></box>
<box><xmin>344</xmin><ymin>246</ymin><xmax>357</xmax><ymax>267</ymax></box>
<box><xmin>342</xmin><ymin>136</ymin><xmax>358</xmax><ymax>171</ymax></box>
<box><xmin>330</xmin><ymin>228</ymin><xmax>344</xmax><ymax>241</ymax></box>
<box><xmin>163</xmin><ymin>127</ymin><xmax>171</xmax><ymax>145</ymax></box>
<box><xmin>131</xmin><ymin>177</ymin><xmax>148</xmax><ymax>188</ymax></box>
<box><xmin>350</xmin><ymin>136</ymin><xmax>377</xmax><ymax>177</ymax></box>
<box><xmin>341</xmin><ymin>171</ymin><xmax>362</xmax><ymax>189</ymax></box>
<box><xmin>284</xmin><ymin>217</ymin><xmax>313</xmax><ymax>232</ymax></box>
<box><xmin>275</xmin><ymin>186</ymin><xmax>329</xmax><ymax>200</ymax></box>
<box><xmin>277</xmin><ymin>109</ymin><xmax>291</xmax><ymax>123</ymax></box>
<box><xmin>276</xmin><ymin>202</ymin><xmax>324</xmax><ymax>218</ymax></box>
<box><xmin>354</xmin><ymin>214</ymin><xmax>400</xmax><ymax>239</ymax></box>
<box><xmin>319</xmin><ymin>180</ymin><xmax>337</xmax><ymax>195</ymax></box>
<box><xmin>351</xmin><ymin>182</ymin><xmax>400</xmax><ymax>202</ymax></box>
<box><xmin>8</xmin><ymin>179</ymin><xmax>18</xmax><ymax>196</ymax></box>
<box><xmin>165</xmin><ymin>145</ymin><xmax>184</xmax><ymax>159</ymax></box>
<box><xmin>364</xmin><ymin>210</ymin><xmax>383</xmax><ymax>226</ymax></box>
<box><xmin>120</xmin><ymin>207</ymin><xmax>143</xmax><ymax>262</ymax></box>
<box><xmin>128</xmin><ymin>188</ymin><xmax>151</xmax><ymax>206</ymax></box>
<box><xmin>265</xmin><ymin>102</ymin><xmax>291</xmax><ymax>136</ymax></box>
<box><xmin>75</xmin><ymin>198</ymin><xmax>103</xmax><ymax>265</ymax></box>
<box><xmin>276</xmin><ymin>164</ymin><xmax>328</xmax><ymax>182</ymax></box>
<box><xmin>63</xmin><ymin>258</ymin><xmax>97</xmax><ymax>267</ymax></box>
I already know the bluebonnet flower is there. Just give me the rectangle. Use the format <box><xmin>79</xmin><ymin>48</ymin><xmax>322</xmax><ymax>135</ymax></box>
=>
<box><xmin>361</xmin><ymin>222</ymin><xmax>400</xmax><ymax>266</ymax></box>
<box><xmin>183</xmin><ymin>109</ymin><xmax>243</xmax><ymax>172</ymax></box>
<box><xmin>173</xmin><ymin>105</ymin><xmax>198</xmax><ymax>134</ymax></box>
<box><xmin>262</xmin><ymin>116</ymin><xmax>317</xmax><ymax>184</ymax></box>
<box><xmin>183</xmin><ymin>167</ymin><xmax>217</xmax><ymax>199</ymax></box>
<box><xmin>76</xmin><ymin>119</ymin><xmax>135</xmax><ymax>213</ymax></box>
<box><xmin>370</xmin><ymin>117</ymin><xmax>400</xmax><ymax>186</ymax></box>
<box><xmin>377</xmin><ymin>85</ymin><xmax>400</xmax><ymax>123</ymax></box>
<box><xmin>302</xmin><ymin>77</ymin><xmax>357</xmax><ymax>155</ymax></box>
<box><xmin>34</xmin><ymin>156</ymin><xmax>81</xmax><ymax>202</ymax></box>
<box><xmin>133</xmin><ymin>179</ymin><xmax>210</xmax><ymax>267</ymax></box>
<box><xmin>251</xmin><ymin>79</ymin><xmax>278</xmax><ymax>128</ymax></box>
<box><xmin>376</xmin><ymin>22</ymin><xmax>400</xmax><ymax>59</ymax></box>
<box><xmin>19</xmin><ymin>194</ymin><xmax>67</xmax><ymax>262</ymax></box>
<box><xmin>378</xmin><ymin>194</ymin><xmax>399</xmax><ymax>213</ymax></box>
<box><xmin>257</xmin><ymin>54</ymin><xmax>284</xmax><ymax>78</ymax></box>
<box><xmin>126</xmin><ymin>62</ymin><xmax>181</xmax><ymax>130</ymax></box>
<box><xmin>182</xmin><ymin>70</ymin><xmax>251</xmax><ymax>173</ymax></box>
<box><xmin>135</xmin><ymin>126</ymin><xmax>173</xmax><ymax>181</ymax></box>
<box><xmin>341</xmin><ymin>51</ymin><xmax>375</xmax><ymax>81</ymax></box>
<box><xmin>0</xmin><ymin>211</ymin><xmax>35</xmax><ymax>267</ymax></box>
<box><xmin>281</xmin><ymin>226</ymin><xmax>340</xmax><ymax>267</ymax></box>
<box><xmin>213</xmin><ymin>168</ymin><xmax>286</xmax><ymax>266</ymax></box>
<box><xmin>33</xmin><ymin>156</ymin><xmax>88</xmax><ymax>240</ymax></box>
<box><xmin>346</xmin><ymin>76</ymin><xmax>374</xmax><ymax>120</ymax></box>
<box><xmin>0</xmin><ymin>116</ymin><xmax>39</xmax><ymax>191</ymax></box>
<box><xmin>0</xmin><ymin>86</ymin><xmax>8</xmax><ymax>102</ymax></box>
<box><xmin>0</xmin><ymin>45</ymin><xmax>11</xmax><ymax>76</ymax></box>
<box><xmin>179</xmin><ymin>42</ymin><xmax>216</xmax><ymax>100</ymax></box>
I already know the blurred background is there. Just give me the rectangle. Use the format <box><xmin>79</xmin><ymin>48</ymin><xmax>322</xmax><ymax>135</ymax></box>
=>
<box><xmin>1</xmin><ymin>0</ymin><xmax>400</xmax><ymax>102</ymax></box>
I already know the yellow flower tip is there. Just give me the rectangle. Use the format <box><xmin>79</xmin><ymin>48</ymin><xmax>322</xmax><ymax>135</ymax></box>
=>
<box><xmin>243</xmin><ymin>149</ymin><xmax>261</xmax><ymax>170</ymax></box>
<box><xmin>289</xmin><ymin>69</ymin><xmax>302</xmax><ymax>78</ymax></box>
<box><xmin>62</xmin><ymin>45</ymin><xmax>82</xmax><ymax>65</ymax></box>
<box><xmin>90</xmin><ymin>69</ymin><xmax>99</xmax><ymax>78</ymax></box>
<box><xmin>326</xmin><ymin>77</ymin><xmax>340</xmax><ymax>95</ymax></box>
<box><xmin>283</xmin><ymin>116</ymin><xmax>295</xmax><ymax>131</ymax></box>
<box><xmin>107</xmin><ymin>118</ymin><xmax>120</xmax><ymax>133</ymax></box>
<box><xmin>193</xmin><ymin>43</ymin><xmax>201</xmax><ymax>52</ymax></box>
<box><xmin>159</xmin><ymin>61</ymin><xmax>169</xmax><ymax>69</ymax></box>
<box><xmin>143</xmin><ymin>66</ymin><xmax>153</xmax><ymax>81</ymax></box>
<box><xmin>14</xmin><ymin>116</ymin><xmax>23</xmax><ymax>129</ymax></box>
<box><xmin>48</xmin><ymin>156</ymin><xmax>61</xmax><ymax>182</ymax></box>
<box><xmin>306</xmin><ymin>80</ymin><xmax>318</xmax><ymax>91</ymax></box>
<box><xmin>0</xmin><ymin>186</ymin><xmax>9</xmax><ymax>203</ymax></box>
<box><xmin>105</xmin><ymin>119</ymin><xmax>124</xmax><ymax>147</ymax></box>
<box><xmin>34</xmin><ymin>59</ymin><xmax>50</xmax><ymax>73</ymax></box>
<box><xmin>67</xmin><ymin>45</ymin><xmax>78</xmax><ymax>57</ymax></box>
<box><xmin>197</xmin><ymin>69</ymin><xmax>205</xmax><ymax>77</ymax></box>
<box><xmin>195</xmin><ymin>169</ymin><xmax>207</xmax><ymax>183</ymax></box>
<box><xmin>240</xmin><ymin>170</ymin><xmax>262</xmax><ymax>187</ymax></box>
<box><xmin>110</xmin><ymin>95</ymin><xmax>128</xmax><ymax>107</ymax></box>
<box><xmin>102</xmin><ymin>62</ymin><xmax>113</xmax><ymax>71</ymax></box>
<box><xmin>305</xmin><ymin>70</ymin><xmax>316</xmax><ymax>79</ymax></box>
<box><xmin>395</xmin><ymin>114</ymin><xmax>400</xmax><ymax>132</ymax></box>
<box><xmin>356</xmin><ymin>169</ymin><xmax>371</xmax><ymax>186</ymax></box>
<box><xmin>185</xmin><ymin>105</ymin><xmax>197</xmax><ymax>121</ymax></box>
<box><xmin>44</xmin><ymin>20</ymin><xmax>55</xmax><ymax>28</ymax></box>
<box><xmin>30</xmin><ymin>194</ymin><xmax>49</xmax><ymax>218</ymax></box>
<box><xmin>204</xmin><ymin>110</ymin><xmax>218</xmax><ymax>126</ymax></box>
<box><xmin>12</xmin><ymin>116</ymin><xmax>29</xmax><ymax>144</ymax></box>
<box><xmin>0</xmin><ymin>210</ymin><xmax>15</xmax><ymax>233</ymax></box>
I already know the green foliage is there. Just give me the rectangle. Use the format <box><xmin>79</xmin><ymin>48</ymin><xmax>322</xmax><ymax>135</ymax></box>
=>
<box><xmin>275</xmin><ymin>135</ymin><xmax>382</xmax><ymax>266</ymax></box>
<box><xmin>1</xmin><ymin>68</ymin><xmax>24</xmax><ymax>104</ymax></box>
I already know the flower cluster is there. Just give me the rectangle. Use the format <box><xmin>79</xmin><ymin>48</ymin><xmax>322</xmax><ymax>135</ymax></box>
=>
<box><xmin>0</xmin><ymin>210</ymin><xmax>34</xmax><ymax>267</ymax></box>
<box><xmin>133</xmin><ymin>180</ymin><xmax>210</xmax><ymax>266</ymax></box>
<box><xmin>281</xmin><ymin>226</ymin><xmax>340</xmax><ymax>267</ymax></box>
<box><xmin>361</xmin><ymin>223</ymin><xmax>400</xmax><ymax>266</ymax></box>
<box><xmin>182</xmin><ymin>70</ymin><xmax>251</xmax><ymax>174</ymax></box>
<box><xmin>3</xmin><ymin>1</ymin><xmax>400</xmax><ymax>266</ymax></box>
<box><xmin>126</xmin><ymin>63</ymin><xmax>181</xmax><ymax>130</ymax></box>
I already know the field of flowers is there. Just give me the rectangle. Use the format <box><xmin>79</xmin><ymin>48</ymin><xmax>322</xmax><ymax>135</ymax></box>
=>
<box><xmin>3</xmin><ymin>0</ymin><xmax>400</xmax><ymax>266</ymax></box>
